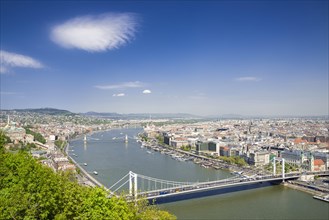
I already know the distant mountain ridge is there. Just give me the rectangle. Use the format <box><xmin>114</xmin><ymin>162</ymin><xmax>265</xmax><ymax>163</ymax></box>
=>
<box><xmin>8</xmin><ymin>108</ymin><xmax>74</xmax><ymax>115</ymax></box>
<box><xmin>83</xmin><ymin>112</ymin><xmax>201</xmax><ymax>119</ymax></box>
<box><xmin>2</xmin><ymin>108</ymin><xmax>200</xmax><ymax>119</ymax></box>
<box><xmin>3</xmin><ymin>108</ymin><xmax>327</xmax><ymax>120</ymax></box>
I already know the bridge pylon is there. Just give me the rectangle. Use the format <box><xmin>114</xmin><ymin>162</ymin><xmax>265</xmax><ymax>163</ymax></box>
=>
<box><xmin>282</xmin><ymin>158</ymin><xmax>285</xmax><ymax>181</ymax></box>
<box><xmin>129</xmin><ymin>171</ymin><xmax>138</xmax><ymax>199</ymax></box>
<box><xmin>273</xmin><ymin>157</ymin><xmax>276</xmax><ymax>175</ymax></box>
<box><xmin>272</xmin><ymin>157</ymin><xmax>285</xmax><ymax>182</ymax></box>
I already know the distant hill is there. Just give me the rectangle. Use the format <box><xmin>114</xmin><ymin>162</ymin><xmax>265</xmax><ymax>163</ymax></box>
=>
<box><xmin>207</xmin><ymin>114</ymin><xmax>329</xmax><ymax>120</ymax></box>
<box><xmin>84</xmin><ymin>112</ymin><xmax>122</xmax><ymax>118</ymax></box>
<box><xmin>11</xmin><ymin>108</ymin><xmax>75</xmax><ymax>115</ymax></box>
<box><xmin>83</xmin><ymin>112</ymin><xmax>201</xmax><ymax>119</ymax></box>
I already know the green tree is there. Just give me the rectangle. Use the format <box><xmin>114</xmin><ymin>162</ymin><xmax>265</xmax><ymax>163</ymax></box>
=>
<box><xmin>24</xmin><ymin>127</ymin><xmax>46</xmax><ymax>144</ymax></box>
<box><xmin>55</xmin><ymin>140</ymin><xmax>67</xmax><ymax>150</ymax></box>
<box><xmin>0</xmin><ymin>132</ymin><xmax>176</xmax><ymax>220</ymax></box>
<box><xmin>180</xmin><ymin>145</ymin><xmax>191</xmax><ymax>151</ymax></box>
<box><xmin>156</xmin><ymin>135</ymin><xmax>164</xmax><ymax>144</ymax></box>
<box><xmin>0</xmin><ymin>131</ymin><xmax>10</xmax><ymax>153</ymax></box>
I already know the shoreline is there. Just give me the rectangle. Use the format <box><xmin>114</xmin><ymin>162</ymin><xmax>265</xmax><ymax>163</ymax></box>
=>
<box><xmin>66</xmin><ymin>127</ymin><xmax>143</xmax><ymax>191</ymax></box>
<box><xmin>283</xmin><ymin>182</ymin><xmax>329</xmax><ymax>200</ymax></box>
<box><xmin>65</xmin><ymin>142</ymin><xmax>106</xmax><ymax>189</ymax></box>
<box><xmin>138</xmin><ymin>133</ymin><xmax>255</xmax><ymax>176</ymax></box>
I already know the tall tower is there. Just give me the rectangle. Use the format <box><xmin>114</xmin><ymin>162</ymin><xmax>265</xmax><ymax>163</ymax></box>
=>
<box><xmin>4</xmin><ymin>115</ymin><xmax>10</xmax><ymax>128</ymax></box>
<box><xmin>310</xmin><ymin>154</ymin><xmax>314</xmax><ymax>171</ymax></box>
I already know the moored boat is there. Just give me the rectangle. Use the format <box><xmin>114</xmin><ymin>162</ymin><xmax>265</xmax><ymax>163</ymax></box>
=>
<box><xmin>313</xmin><ymin>195</ymin><xmax>329</xmax><ymax>203</ymax></box>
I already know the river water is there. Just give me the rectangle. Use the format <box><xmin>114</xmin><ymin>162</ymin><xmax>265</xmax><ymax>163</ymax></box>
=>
<box><xmin>69</xmin><ymin>127</ymin><xmax>329</xmax><ymax>220</ymax></box>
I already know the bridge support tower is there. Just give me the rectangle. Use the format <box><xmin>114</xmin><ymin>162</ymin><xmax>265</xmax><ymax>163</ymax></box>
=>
<box><xmin>282</xmin><ymin>158</ymin><xmax>285</xmax><ymax>182</ymax></box>
<box><xmin>272</xmin><ymin>157</ymin><xmax>285</xmax><ymax>182</ymax></box>
<box><xmin>273</xmin><ymin>157</ymin><xmax>276</xmax><ymax>175</ymax></box>
<box><xmin>129</xmin><ymin>171</ymin><xmax>138</xmax><ymax>199</ymax></box>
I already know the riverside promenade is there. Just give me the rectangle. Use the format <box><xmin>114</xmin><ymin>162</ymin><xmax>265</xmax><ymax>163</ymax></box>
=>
<box><xmin>65</xmin><ymin>144</ymin><xmax>106</xmax><ymax>189</ymax></box>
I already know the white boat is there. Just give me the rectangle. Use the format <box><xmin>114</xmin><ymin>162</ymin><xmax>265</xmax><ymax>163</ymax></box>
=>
<box><xmin>93</xmin><ymin>171</ymin><xmax>98</xmax><ymax>175</ymax></box>
<box><xmin>84</xmin><ymin>163</ymin><xmax>87</xmax><ymax>166</ymax></box>
<box><xmin>313</xmin><ymin>195</ymin><xmax>329</xmax><ymax>203</ymax></box>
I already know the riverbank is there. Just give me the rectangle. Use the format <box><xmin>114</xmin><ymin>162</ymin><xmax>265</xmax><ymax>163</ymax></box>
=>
<box><xmin>65</xmin><ymin>143</ymin><xmax>107</xmax><ymax>189</ymax></box>
<box><xmin>139</xmin><ymin>136</ymin><xmax>260</xmax><ymax>178</ymax></box>
<box><xmin>284</xmin><ymin>181</ymin><xmax>329</xmax><ymax>202</ymax></box>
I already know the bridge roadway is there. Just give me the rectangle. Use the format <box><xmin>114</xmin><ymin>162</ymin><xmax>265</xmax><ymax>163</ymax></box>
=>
<box><xmin>134</xmin><ymin>171</ymin><xmax>329</xmax><ymax>202</ymax></box>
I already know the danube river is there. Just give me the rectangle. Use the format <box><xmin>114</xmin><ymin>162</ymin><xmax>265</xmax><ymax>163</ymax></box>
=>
<box><xmin>69</xmin><ymin>128</ymin><xmax>328</xmax><ymax>220</ymax></box>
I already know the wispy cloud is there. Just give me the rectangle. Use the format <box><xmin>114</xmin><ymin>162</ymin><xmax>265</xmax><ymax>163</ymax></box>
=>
<box><xmin>95</xmin><ymin>81</ymin><xmax>144</xmax><ymax>90</ymax></box>
<box><xmin>0</xmin><ymin>66</ymin><xmax>8</xmax><ymax>74</ymax></box>
<box><xmin>0</xmin><ymin>91</ymin><xmax>17</xmax><ymax>95</ymax></box>
<box><xmin>50</xmin><ymin>13</ymin><xmax>138</xmax><ymax>52</ymax></box>
<box><xmin>235</xmin><ymin>77</ymin><xmax>262</xmax><ymax>82</ymax></box>
<box><xmin>113</xmin><ymin>93</ymin><xmax>125</xmax><ymax>97</ymax></box>
<box><xmin>188</xmin><ymin>92</ymin><xmax>207</xmax><ymax>100</ymax></box>
<box><xmin>0</xmin><ymin>50</ymin><xmax>43</xmax><ymax>74</ymax></box>
<box><xmin>142</xmin><ymin>89</ymin><xmax>151</xmax><ymax>94</ymax></box>
<box><xmin>188</xmin><ymin>95</ymin><xmax>207</xmax><ymax>100</ymax></box>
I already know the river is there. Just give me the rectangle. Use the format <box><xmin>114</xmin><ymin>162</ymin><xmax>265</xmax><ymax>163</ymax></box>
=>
<box><xmin>69</xmin><ymin>127</ymin><xmax>329</xmax><ymax>220</ymax></box>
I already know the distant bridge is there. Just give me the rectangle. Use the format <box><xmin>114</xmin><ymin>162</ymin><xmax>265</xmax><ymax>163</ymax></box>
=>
<box><xmin>82</xmin><ymin>134</ymin><xmax>137</xmax><ymax>144</ymax></box>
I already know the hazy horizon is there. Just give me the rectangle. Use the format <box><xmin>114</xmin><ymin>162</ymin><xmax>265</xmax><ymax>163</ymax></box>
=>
<box><xmin>2</xmin><ymin>107</ymin><xmax>328</xmax><ymax>118</ymax></box>
<box><xmin>1</xmin><ymin>1</ymin><xmax>328</xmax><ymax>116</ymax></box>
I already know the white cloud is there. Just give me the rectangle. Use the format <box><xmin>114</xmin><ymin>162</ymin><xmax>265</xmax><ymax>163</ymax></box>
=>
<box><xmin>142</xmin><ymin>89</ymin><xmax>151</xmax><ymax>94</ymax></box>
<box><xmin>235</xmin><ymin>77</ymin><xmax>262</xmax><ymax>82</ymax></box>
<box><xmin>113</xmin><ymin>93</ymin><xmax>125</xmax><ymax>97</ymax></box>
<box><xmin>0</xmin><ymin>50</ymin><xmax>43</xmax><ymax>74</ymax></box>
<box><xmin>0</xmin><ymin>66</ymin><xmax>8</xmax><ymax>74</ymax></box>
<box><xmin>51</xmin><ymin>13</ymin><xmax>138</xmax><ymax>52</ymax></box>
<box><xmin>95</xmin><ymin>81</ymin><xmax>144</xmax><ymax>90</ymax></box>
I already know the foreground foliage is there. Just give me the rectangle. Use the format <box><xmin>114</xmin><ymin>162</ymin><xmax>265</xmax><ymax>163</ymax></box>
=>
<box><xmin>0</xmin><ymin>132</ymin><xmax>175</xmax><ymax>219</ymax></box>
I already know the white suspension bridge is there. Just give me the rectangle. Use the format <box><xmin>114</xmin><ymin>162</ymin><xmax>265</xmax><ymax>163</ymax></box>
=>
<box><xmin>108</xmin><ymin>157</ymin><xmax>329</xmax><ymax>203</ymax></box>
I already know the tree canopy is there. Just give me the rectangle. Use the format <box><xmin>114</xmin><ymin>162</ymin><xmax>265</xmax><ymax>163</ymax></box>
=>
<box><xmin>0</xmin><ymin>132</ymin><xmax>175</xmax><ymax>220</ymax></box>
<box><xmin>24</xmin><ymin>127</ymin><xmax>47</xmax><ymax>144</ymax></box>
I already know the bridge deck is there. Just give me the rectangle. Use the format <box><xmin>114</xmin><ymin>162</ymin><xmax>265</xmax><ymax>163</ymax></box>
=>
<box><xmin>111</xmin><ymin>171</ymin><xmax>329</xmax><ymax>203</ymax></box>
<box><xmin>130</xmin><ymin>171</ymin><xmax>329</xmax><ymax>201</ymax></box>
<box><xmin>140</xmin><ymin>175</ymin><xmax>298</xmax><ymax>200</ymax></box>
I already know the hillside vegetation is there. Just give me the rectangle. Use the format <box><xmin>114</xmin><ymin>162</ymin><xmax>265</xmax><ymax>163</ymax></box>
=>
<box><xmin>0</xmin><ymin>131</ymin><xmax>175</xmax><ymax>220</ymax></box>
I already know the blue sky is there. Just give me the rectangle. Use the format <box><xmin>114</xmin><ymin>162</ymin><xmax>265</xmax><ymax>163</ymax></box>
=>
<box><xmin>1</xmin><ymin>1</ymin><xmax>328</xmax><ymax>116</ymax></box>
